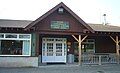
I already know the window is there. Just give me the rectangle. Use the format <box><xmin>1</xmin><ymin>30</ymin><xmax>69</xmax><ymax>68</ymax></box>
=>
<box><xmin>46</xmin><ymin>38</ymin><xmax>54</xmax><ymax>42</ymax></box>
<box><xmin>82</xmin><ymin>39</ymin><xmax>95</xmax><ymax>53</ymax></box>
<box><xmin>58</xmin><ymin>8</ymin><xmax>64</xmax><ymax>13</ymax></box>
<box><xmin>0</xmin><ymin>40</ymin><xmax>22</xmax><ymax>55</ymax></box>
<box><xmin>42</xmin><ymin>43</ymin><xmax>45</xmax><ymax>56</ymax></box>
<box><xmin>47</xmin><ymin>43</ymin><xmax>53</xmax><ymax>56</ymax></box>
<box><xmin>5</xmin><ymin>34</ymin><xmax>17</xmax><ymax>38</ymax></box>
<box><xmin>0</xmin><ymin>33</ymin><xmax>31</xmax><ymax>56</ymax></box>
<box><xmin>56</xmin><ymin>39</ymin><xmax>63</xmax><ymax>42</ymax></box>
<box><xmin>22</xmin><ymin>40</ymin><xmax>30</xmax><ymax>55</ymax></box>
<box><xmin>0</xmin><ymin>34</ymin><xmax>4</xmax><ymax>38</ymax></box>
<box><xmin>74</xmin><ymin>39</ymin><xmax>95</xmax><ymax>54</ymax></box>
<box><xmin>82</xmin><ymin>43</ymin><xmax>95</xmax><ymax>53</ymax></box>
<box><xmin>56</xmin><ymin>43</ymin><xmax>62</xmax><ymax>56</ymax></box>
<box><xmin>19</xmin><ymin>35</ymin><xmax>30</xmax><ymax>39</ymax></box>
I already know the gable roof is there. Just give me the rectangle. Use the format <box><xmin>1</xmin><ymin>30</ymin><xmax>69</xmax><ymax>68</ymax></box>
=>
<box><xmin>0</xmin><ymin>19</ymin><xmax>120</xmax><ymax>33</ymax></box>
<box><xmin>89</xmin><ymin>23</ymin><xmax>120</xmax><ymax>32</ymax></box>
<box><xmin>25</xmin><ymin>2</ymin><xmax>94</xmax><ymax>33</ymax></box>
<box><xmin>0</xmin><ymin>19</ymin><xmax>32</xmax><ymax>28</ymax></box>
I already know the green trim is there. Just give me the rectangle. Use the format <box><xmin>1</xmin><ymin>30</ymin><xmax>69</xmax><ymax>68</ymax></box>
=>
<box><xmin>31</xmin><ymin>33</ymin><xmax>36</xmax><ymax>56</ymax></box>
<box><xmin>51</xmin><ymin>21</ymin><xmax>69</xmax><ymax>29</ymax></box>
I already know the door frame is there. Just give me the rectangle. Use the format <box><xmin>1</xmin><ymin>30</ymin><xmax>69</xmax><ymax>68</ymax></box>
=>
<box><xmin>42</xmin><ymin>38</ymin><xmax>67</xmax><ymax>63</ymax></box>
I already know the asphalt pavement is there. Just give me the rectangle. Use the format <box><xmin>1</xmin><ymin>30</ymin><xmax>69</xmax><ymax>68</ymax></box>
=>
<box><xmin>0</xmin><ymin>64</ymin><xmax>120</xmax><ymax>73</ymax></box>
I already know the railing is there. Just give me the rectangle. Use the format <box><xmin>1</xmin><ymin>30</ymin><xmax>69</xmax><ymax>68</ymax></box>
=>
<box><xmin>82</xmin><ymin>53</ymin><xmax>117</xmax><ymax>65</ymax></box>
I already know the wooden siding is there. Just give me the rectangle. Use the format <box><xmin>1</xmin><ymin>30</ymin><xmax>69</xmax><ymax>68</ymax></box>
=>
<box><xmin>85</xmin><ymin>36</ymin><xmax>116</xmax><ymax>53</ymax></box>
<box><xmin>33</xmin><ymin>8</ymin><xmax>88</xmax><ymax>35</ymax></box>
<box><xmin>38</xmin><ymin>35</ymin><xmax>116</xmax><ymax>55</ymax></box>
<box><xmin>95</xmin><ymin>36</ymin><xmax>116</xmax><ymax>53</ymax></box>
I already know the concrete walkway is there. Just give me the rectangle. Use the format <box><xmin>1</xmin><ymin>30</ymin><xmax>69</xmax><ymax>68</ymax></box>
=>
<box><xmin>0</xmin><ymin>64</ymin><xmax>120</xmax><ymax>73</ymax></box>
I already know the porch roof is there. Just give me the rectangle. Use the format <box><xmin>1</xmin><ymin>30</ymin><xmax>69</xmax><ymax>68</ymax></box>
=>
<box><xmin>89</xmin><ymin>23</ymin><xmax>120</xmax><ymax>32</ymax></box>
<box><xmin>0</xmin><ymin>19</ymin><xmax>32</xmax><ymax>28</ymax></box>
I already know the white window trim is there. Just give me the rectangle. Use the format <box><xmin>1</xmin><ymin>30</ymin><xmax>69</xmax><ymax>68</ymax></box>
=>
<box><xmin>0</xmin><ymin>33</ymin><xmax>31</xmax><ymax>56</ymax></box>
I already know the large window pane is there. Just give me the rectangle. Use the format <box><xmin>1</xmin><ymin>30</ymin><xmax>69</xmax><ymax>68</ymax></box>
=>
<box><xmin>22</xmin><ymin>40</ymin><xmax>30</xmax><ymax>55</ymax></box>
<box><xmin>0</xmin><ymin>34</ymin><xmax>4</xmax><ymax>38</ymax></box>
<box><xmin>5</xmin><ymin>34</ymin><xmax>17</xmax><ymax>38</ymax></box>
<box><xmin>0</xmin><ymin>40</ymin><xmax>22</xmax><ymax>55</ymax></box>
<box><xmin>0</xmin><ymin>40</ymin><xmax>31</xmax><ymax>55</ymax></box>
<box><xmin>19</xmin><ymin>35</ymin><xmax>30</xmax><ymax>39</ymax></box>
<box><xmin>0</xmin><ymin>33</ymin><xmax>31</xmax><ymax>56</ymax></box>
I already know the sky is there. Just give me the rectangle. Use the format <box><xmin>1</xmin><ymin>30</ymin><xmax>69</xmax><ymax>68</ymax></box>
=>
<box><xmin>0</xmin><ymin>0</ymin><xmax>120</xmax><ymax>26</ymax></box>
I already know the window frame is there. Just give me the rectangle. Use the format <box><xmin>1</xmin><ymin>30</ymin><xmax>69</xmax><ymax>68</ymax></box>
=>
<box><xmin>74</xmin><ymin>39</ymin><xmax>95</xmax><ymax>54</ymax></box>
<box><xmin>0</xmin><ymin>33</ymin><xmax>31</xmax><ymax>56</ymax></box>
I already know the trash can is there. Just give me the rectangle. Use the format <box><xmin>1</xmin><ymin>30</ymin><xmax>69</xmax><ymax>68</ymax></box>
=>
<box><xmin>67</xmin><ymin>54</ymin><xmax>74</xmax><ymax>63</ymax></box>
<box><xmin>38</xmin><ymin>55</ymin><xmax>41</xmax><ymax>65</ymax></box>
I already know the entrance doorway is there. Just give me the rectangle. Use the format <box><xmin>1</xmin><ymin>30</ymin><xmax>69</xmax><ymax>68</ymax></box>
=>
<box><xmin>42</xmin><ymin>38</ymin><xmax>67</xmax><ymax>63</ymax></box>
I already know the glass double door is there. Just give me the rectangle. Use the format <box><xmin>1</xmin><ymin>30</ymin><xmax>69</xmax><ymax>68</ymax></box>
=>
<box><xmin>42</xmin><ymin>38</ymin><xmax>67</xmax><ymax>63</ymax></box>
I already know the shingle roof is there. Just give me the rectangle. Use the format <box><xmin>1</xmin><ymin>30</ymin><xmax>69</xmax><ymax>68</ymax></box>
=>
<box><xmin>0</xmin><ymin>19</ymin><xmax>32</xmax><ymax>28</ymax></box>
<box><xmin>0</xmin><ymin>19</ymin><xmax>120</xmax><ymax>32</ymax></box>
<box><xmin>88</xmin><ymin>23</ymin><xmax>120</xmax><ymax>32</ymax></box>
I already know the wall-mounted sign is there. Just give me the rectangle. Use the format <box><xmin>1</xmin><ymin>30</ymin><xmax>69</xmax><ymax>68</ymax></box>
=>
<box><xmin>51</xmin><ymin>21</ymin><xmax>69</xmax><ymax>29</ymax></box>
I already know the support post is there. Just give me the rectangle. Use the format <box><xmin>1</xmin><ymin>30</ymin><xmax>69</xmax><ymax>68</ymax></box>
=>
<box><xmin>72</xmin><ymin>35</ymin><xmax>87</xmax><ymax>65</ymax></box>
<box><xmin>110</xmin><ymin>36</ymin><xmax>120</xmax><ymax>64</ymax></box>
<box><xmin>116</xmin><ymin>36</ymin><xmax>119</xmax><ymax>64</ymax></box>
<box><xmin>78</xmin><ymin>35</ymin><xmax>81</xmax><ymax>65</ymax></box>
<box><xmin>110</xmin><ymin>36</ymin><xmax>116</xmax><ymax>43</ymax></box>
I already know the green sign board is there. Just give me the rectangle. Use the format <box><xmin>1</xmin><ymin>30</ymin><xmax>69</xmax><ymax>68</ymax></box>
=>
<box><xmin>51</xmin><ymin>21</ymin><xmax>69</xmax><ymax>29</ymax></box>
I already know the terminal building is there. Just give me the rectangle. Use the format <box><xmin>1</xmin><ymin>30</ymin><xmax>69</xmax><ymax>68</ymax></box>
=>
<box><xmin>0</xmin><ymin>2</ymin><xmax>120</xmax><ymax>67</ymax></box>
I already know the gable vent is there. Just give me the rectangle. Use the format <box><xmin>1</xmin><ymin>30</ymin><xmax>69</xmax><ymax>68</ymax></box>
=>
<box><xmin>58</xmin><ymin>8</ymin><xmax>64</xmax><ymax>13</ymax></box>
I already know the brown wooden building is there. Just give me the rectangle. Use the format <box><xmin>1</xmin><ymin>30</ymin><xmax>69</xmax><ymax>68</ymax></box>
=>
<box><xmin>0</xmin><ymin>2</ymin><xmax>120</xmax><ymax>67</ymax></box>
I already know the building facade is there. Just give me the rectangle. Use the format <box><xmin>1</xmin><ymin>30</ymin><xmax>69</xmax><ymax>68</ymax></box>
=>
<box><xmin>0</xmin><ymin>2</ymin><xmax>120</xmax><ymax>67</ymax></box>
